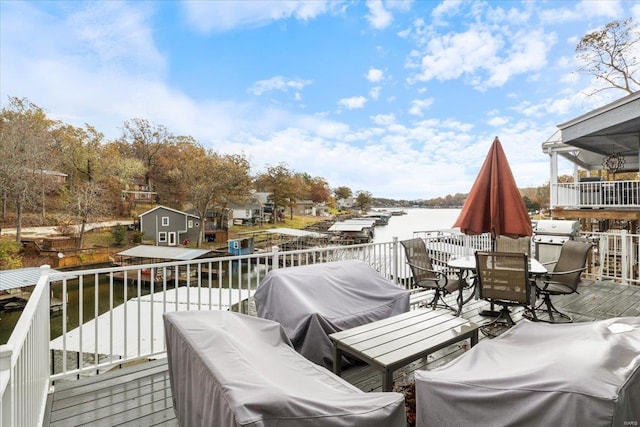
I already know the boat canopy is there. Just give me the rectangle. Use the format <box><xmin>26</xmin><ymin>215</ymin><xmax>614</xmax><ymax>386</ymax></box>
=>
<box><xmin>117</xmin><ymin>245</ymin><xmax>211</xmax><ymax>261</ymax></box>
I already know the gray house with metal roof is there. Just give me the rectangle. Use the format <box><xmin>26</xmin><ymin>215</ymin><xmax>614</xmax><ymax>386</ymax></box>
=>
<box><xmin>139</xmin><ymin>206</ymin><xmax>201</xmax><ymax>246</ymax></box>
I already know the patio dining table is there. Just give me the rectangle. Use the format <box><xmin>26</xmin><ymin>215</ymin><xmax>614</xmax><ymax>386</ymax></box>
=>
<box><xmin>447</xmin><ymin>255</ymin><xmax>547</xmax><ymax>315</ymax></box>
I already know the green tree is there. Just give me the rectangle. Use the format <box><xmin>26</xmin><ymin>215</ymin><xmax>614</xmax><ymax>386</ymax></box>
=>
<box><xmin>354</xmin><ymin>190</ymin><xmax>373</xmax><ymax>213</ymax></box>
<box><xmin>0</xmin><ymin>239</ymin><xmax>22</xmax><ymax>269</ymax></box>
<box><xmin>112</xmin><ymin>223</ymin><xmax>126</xmax><ymax>245</ymax></box>
<box><xmin>258</xmin><ymin>163</ymin><xmax>295</xmax><ymax>223</ymax></box>
<box><xmin>576</xmin><ymin>18</ymin><xmax>640</xmax><ymax>94</ymax></box>
<box><xmin>333</xmin><ymin>186</ymin><xmax>352</xmax><ymax>201</ymax></box>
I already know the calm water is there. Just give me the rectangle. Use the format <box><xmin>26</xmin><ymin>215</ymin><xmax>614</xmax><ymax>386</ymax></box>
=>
<box><xmin>373</xmin><ymin>208</ymin><xmax>461</xmax><ymax>243</ymax></box>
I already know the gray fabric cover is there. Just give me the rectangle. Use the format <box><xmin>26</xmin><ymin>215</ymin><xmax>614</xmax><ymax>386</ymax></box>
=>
<box><xmin>164</xmin><ymin>310</ymin><xmax>406</xmax><ymax>427</ymax></box>
<box><xmin>415</xmin><ymin>317</ymin><xmax>640</xmax><ymax>427</ymax></box>
<box><xmin>254</xmin><ymin>260</ymin><xmax>410</xmax><ymax>368</ymax></box>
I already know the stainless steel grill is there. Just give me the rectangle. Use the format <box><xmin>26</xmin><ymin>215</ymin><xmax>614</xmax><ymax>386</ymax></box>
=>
<box><xmin>533</xmin><ymin>220</ymin><xmax>581</xmax><ymax>264</ymax></box>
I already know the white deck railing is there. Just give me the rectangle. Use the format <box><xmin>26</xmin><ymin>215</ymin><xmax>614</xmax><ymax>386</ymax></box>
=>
<box><xmin>0</xmin><ymin>266</ymin><xmax>51</xmax><ymax>427</ymax></box>
<box><xmin>1</xmin><ymin>231</ymin><xmax>638</xmax><ymax>426</ymax></box>
<box><xmin>552</xmin><ymin>180</ymin><xmax>640</xmax><ymax>209</ymax></box>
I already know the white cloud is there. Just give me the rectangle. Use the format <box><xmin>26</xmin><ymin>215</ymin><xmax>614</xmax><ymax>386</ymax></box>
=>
<box><xmin>365</xmin><ymin>0</ymin><xmax>393</xmax><ymax>30</ymax></box>
<box><xmin>432</xmin><ymin>0</ymin><xmax>464</xmax><ymax>22</ymax></box>
<box><xmin>487</xmin><ymin>116</ymin><xmax>509</xmax><ymax>127</ymax></box>
<box><xmin>539</xmin><ymin>0</ymin><xmax>622</xmax><ymax>24</ymax></box>
<box><xmin>371</xmin><ymin>113</ymin><xmax>395</xmax><ymax>125</ymax></box>
<box><xmin>182</xmin><ymin>0</ymin><xmax>339</xmax><ymax>32</ymax></box>
<box><xmin>369</xmin><ymin>86</ymin><xmax>382</xmax><ymax>100</ymax></box>
<box><xmin>410</xmin><ymin>23</ymin><xmax>555</xmax><ymax>90</ymax></box>
<box><xmin>408</xmin><ymin>98</ymin><xmax>433</xmax><ymax>116</ymax></box>
<box><xmin>366</xmin><ymin>68</ymin><xmax>384</xmax><ymax>83</ymax></box>
<box><xmin>248</xmin><ymin>76</ymin><xmax>312</xmax><ymax>96</ymax></box>
<box><xmin>337</xmin><ymin>96</ymin><xmax>367</xmax><ymax>110</ymax></box>
<box><xmin>412</xmin><ymin>28</ymin><xmax>502</xmax><ymax>83</ymax></box>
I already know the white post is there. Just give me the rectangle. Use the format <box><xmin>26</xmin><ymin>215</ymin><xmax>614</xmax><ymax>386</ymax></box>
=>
<box><xmin>620</xmin><ymin>230</ymin><xmax>628</xmax><ymax>285</ymax></box>
<box><xmin>392</xmin><ymin>237</ymin><xmax>399</xmax><ymax>285</ymax></box>
<box><xmin>271</xmin><ymin>246</ymin><xmax>280</xmax><ymax>270</ymax></box>
<box><xmin>550</xmin><ymin>151</ymin><xmax>558</xmax><ymax>209</ymax></box>
<box><xmin>0</xmin><ymin>345</ymin><xmax>14</xmax><ymax>427</ymax></box>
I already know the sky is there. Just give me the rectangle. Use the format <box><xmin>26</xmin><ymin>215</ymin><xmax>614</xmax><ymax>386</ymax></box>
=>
<box><xmin>1</xmin><ymin>1</ymin><xmax>639</xmax><ymax>200</ymax></box>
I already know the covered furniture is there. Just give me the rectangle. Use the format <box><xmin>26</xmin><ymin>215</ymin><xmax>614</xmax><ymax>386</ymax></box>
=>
<box><xmin>475</xmin><ymin>251</ymin><xmax>532</xmax><ymax>334</ymax></box>
<box><xmin>254</xmin><ymin>260</ymin><xmax>410</xmax><ymax>369</ymax></box>
<box><xmin>400</xmin><ymin>238</ymin><xmax>465</xmax><ymax>311</ymax></box>
<box><xmin>164</xmin><ymin>310</ymin><xmax>406</xmax><ymax>427</ymax></box>
<box><xmin>415</xmin><ymin>317</ymin><xmax>640</xmax><ymax>427</ymax></box>
<box><xmin>533</xmin><ymin>239</ymin><xmax>593</xmax><ymax>323</ymax></box>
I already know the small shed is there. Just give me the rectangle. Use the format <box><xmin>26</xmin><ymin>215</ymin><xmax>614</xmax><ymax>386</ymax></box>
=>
<box><xmin>139</xmin><ymin>206</ymin><xmax>201</xmax><ymax>246</ymax></box>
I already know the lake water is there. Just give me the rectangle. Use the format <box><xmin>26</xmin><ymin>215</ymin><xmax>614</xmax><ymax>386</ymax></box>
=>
<box><xmin>373</xmin><ymin>208</ymin><xmax>462</xmax><ymax>243</ymax></box>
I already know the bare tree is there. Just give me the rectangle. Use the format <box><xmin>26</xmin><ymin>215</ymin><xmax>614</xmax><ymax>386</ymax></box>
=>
<box><xmin>0</xmin><ymin>97</ymin><xmax>52</xmax><ymax>241</ymax></box>
<box><xmin>66</xmin><ymin>180</ymin><xmax>110</xmax><ymax>248</ymax></box>
<box><xmin>576</xmin><ymin>18</ymin><xmax>640</xmax><ymax>94</ymax></box>
<box><xmin>120</xmin><ymin>118</ymin><xmax>174</xmax><ymax>190</ymax></box>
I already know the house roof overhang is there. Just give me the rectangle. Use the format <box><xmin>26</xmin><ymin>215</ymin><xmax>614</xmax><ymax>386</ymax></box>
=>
<box><xmin>542</xmin><ymin>91</ymin><xmax>640</xmax><ymax>172</ymax></box>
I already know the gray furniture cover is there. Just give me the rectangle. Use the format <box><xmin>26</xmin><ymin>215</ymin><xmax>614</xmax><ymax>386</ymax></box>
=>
<box><xmin>415</xmin><ymin>317</ymin><xmax>640</xmax><ymax>427</ymax></box>
<box><xmin>254</xmin><ymin>260</ymin><xmax>410</xmax><ymax>368</ymax></box>
<box><xmin>164</xmin><ymin>310</ymin><xmax>406</xmax><ymax>427</ymax></box>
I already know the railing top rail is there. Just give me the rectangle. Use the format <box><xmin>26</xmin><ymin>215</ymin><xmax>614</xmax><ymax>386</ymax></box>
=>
<box><xmin>1</xmin><ymin>265</ymin><xmax>50</xmax><ymax>364</ymax></box>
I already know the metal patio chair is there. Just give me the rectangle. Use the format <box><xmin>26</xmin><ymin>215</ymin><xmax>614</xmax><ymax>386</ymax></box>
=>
<box><xmin>531</xmin><ymin>240</ymin><xmax>593</xmax><ymax>323</ymax></box>
<box><xmin>400</xmin><ymin>238</ymin><xmax>466</xmax><ymax>311</ymax></box>
<box><xmin>475</xmin><ymin>251</ymin><xmax>533</xmax><ymax>337</ymax></box>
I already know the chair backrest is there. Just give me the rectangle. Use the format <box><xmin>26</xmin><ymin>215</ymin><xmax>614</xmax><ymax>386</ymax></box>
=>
<box><xmin>400</xmin><ymin>238</ymin><xmax>437</xmax><ymax>283</ymax></box>
<box><xmin>552</xmin><ymin>240</ymin><xmax>593</xmax><ymax>289</ymax></box>
<box><xmin>495</xmin><ymin>235</ymin><xmax>531</xmax><ymax>256</ymax></box>
<box><xmin>475</xmin><ymin>251</ymin><xmax>530</xmax><ymax>305</ymax></box>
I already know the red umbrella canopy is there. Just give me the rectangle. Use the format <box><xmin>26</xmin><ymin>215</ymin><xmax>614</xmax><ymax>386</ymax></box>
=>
<box><xmin>453</xmin><ymin>137</ymin><xmax>532</xmax><ymax>238</ymax></box>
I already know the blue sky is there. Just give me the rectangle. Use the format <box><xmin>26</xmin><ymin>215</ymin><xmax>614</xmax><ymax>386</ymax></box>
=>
<box><xmin>1</xmin><ymin>1</ymin><xmax>639</xmax><ymax>200</ymax></box>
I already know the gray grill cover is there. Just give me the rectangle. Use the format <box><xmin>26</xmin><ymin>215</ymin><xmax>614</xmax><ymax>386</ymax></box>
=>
<box><xmin>164</xmin><ymin>311</ymin><xmax>406</xmax><ymax>427</ymax></box>
<box><xmin>254</xmin><ymin>260</ymin><xmax>410</xmax><ymax>368</ymax></box>
<box><xmin>415</xmin><ymin>318</ymin><xmax>640</xmax><ymax>427</ymax></box>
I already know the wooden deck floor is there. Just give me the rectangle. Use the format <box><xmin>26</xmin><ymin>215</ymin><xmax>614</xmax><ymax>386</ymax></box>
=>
<box><xmin>43</xmin><ymin>280</ymin><xmax>640</xmax><ymax>426</ymax></box>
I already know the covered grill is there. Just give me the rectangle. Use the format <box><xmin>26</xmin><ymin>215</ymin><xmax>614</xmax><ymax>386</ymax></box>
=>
<box><xmin>533</xmin><ymin>220</ymin><xmax>581</xmax><ymax>264</ymax></box>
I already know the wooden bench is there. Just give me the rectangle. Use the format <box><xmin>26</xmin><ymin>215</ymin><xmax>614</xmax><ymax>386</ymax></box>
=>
<box><xmin>330</xmin><ymin>308</ymin><xmax>479</xmax><ymax>391</ymax></box>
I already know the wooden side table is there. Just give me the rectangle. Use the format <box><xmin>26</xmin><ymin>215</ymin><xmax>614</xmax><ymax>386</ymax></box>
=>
<box><xmin>330</xmin><ymin>309</ymin><xmax>479</xmax><ymax>392</ymax></box>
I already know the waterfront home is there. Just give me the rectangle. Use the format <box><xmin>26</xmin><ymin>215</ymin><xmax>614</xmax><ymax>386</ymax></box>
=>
<box><xmin>138</xmin><ymin>205</ymin><xmax>201</xmax><ymax>246</ymax></box>
<box><xmin>543</xmin><ymin>91</ymin><xmax>640</xmax><ymax>233</ymax></box>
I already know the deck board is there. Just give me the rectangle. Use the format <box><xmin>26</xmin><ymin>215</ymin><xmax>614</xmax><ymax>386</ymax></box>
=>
<box><xmin>44</xmin><ymin>280</ymin><xmax>639</xmax><ymax>426</ymax></box>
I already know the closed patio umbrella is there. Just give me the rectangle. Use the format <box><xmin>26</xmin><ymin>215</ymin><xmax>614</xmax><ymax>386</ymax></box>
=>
<box><xmin>453</xmin><ymin>136</ymin><xmax>532</xmax><ymax>317</ymax></box>
<box><xmin>453</xmin><ymin>137</ymin><xmax>532</xmax><ymax>238</ymax></box>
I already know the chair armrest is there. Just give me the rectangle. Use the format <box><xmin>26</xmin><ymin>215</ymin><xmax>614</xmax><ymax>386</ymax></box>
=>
<box><xmin>545</xmin><ymin>266</ymin><xmax>587</xmax><ymax>278</ymax></box>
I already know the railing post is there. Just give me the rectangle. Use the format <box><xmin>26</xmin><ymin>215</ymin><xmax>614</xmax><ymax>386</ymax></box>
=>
<box><xmin>0</xmin><ymin>345</ymin><xmax>14</xmax><ymax>427</ymax></box>
<box><xmin>620</xmin><ymin>230</ymin><xmax>628</xmax><ymax>285</ymax></box>
<box><xmin>392</xmin><ymin>237</ymin><xmax>399</xmax><ymax>285</ymax></box>
<box><xmin>598</xmin><ymin>235</ymin><xmax>606</xmax><ymax>281</ymax></box>
<box><xmin>271</xmin><ymin>246</ymin><xmax>280</xmax><ymax>270</ymax></box>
